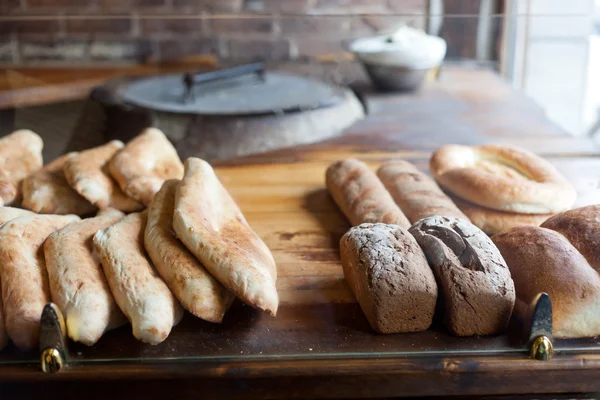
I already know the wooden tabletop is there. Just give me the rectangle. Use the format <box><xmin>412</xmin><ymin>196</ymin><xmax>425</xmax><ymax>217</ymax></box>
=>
<box><xmin>1</xmin><ymin>65</ymin><xmax>600</xmax><ymax>400</ymax></box>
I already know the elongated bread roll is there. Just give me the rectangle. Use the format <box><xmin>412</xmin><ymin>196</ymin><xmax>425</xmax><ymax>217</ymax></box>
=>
<box><xmin>430</xmin><ymin>144</ymin><xmax>576</xmax><ymax>214</ymax></box>
<box><xmin>0</xmin><ymin>214</ymin><xmax>80</xmax><ymax>350</ymax></box>
<box><xmin>173</xmin><ymin>158</ymin><xmax>279</xmax><ymax>315</ymax></box>
<box><xmin>22</xmin><ymin>152</ymin><xmax>97</xmax><ymax>215</ymax></box>
<box><xmin>0</xmin><ymin>207</ymin><xmax>35</xmax><ymax>350</ymax></box>
<box><xmin>0</xmin><ymin>129</ymin><xmax>44</xmax><ymax>206</ymax></box>
<box><xmin>145</xmin><ymin>180</ymin><xmax>234</xmax><ymax>322</ymax></box>
<box><xmin>44</xmin><ymin>208</ymin><xmax>126</xmax><ymax>346</ymax></box>
<box><xmin>63</xmin><ymin>141</ymin><xmax>143</xmax><ymax>212</ymax></box>
<box><xmin>94</xmin><ymin>211</ymin><xmax>183</xmax><ymax>345</ymax></box>
<box><xmin>109</xmin><ymin>128</ymin><xmax>184</xmax><ymax>207</ymax></box>
<box><xmin>377</xmin><ymin>160</ymin><xmax>469</xmax><ymax>224</ymax></box>
<box><xmin>493</xmin><ymin>225</ymin><xmax>600</xmax><ymax>338</ymax></box>
<box><xmin>326</xmin><ymin>159</ymin><xmax>410</xmax><ymax>228</ymax></box>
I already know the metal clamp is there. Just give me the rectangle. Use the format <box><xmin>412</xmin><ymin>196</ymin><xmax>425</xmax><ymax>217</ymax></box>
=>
<box><xmin>39</xmin><ymin>303</ymin><xmax>68</xmax><ymax>373</ymax></box>
<box><xmin>526</xmin><ymin>293</ymin><xmax>554</xmax><ymax>361</ymax></box>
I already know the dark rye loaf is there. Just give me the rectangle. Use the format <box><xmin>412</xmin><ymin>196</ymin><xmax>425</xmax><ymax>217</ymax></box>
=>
<box><xmin>340</xmin><ymin>223</ymin><xmax>437</xmax><ymax>334</ymax></box>
<box><xmin>409</xmin><ymin>216</ymin><xmax>515</xmax><ymax>336</ymax></box>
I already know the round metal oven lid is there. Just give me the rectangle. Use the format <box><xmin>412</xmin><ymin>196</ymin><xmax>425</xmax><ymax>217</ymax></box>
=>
<box><xmin>121</xmin><ymin>72</ymin><xmax>347</xmax><ymax>116</ymax></box>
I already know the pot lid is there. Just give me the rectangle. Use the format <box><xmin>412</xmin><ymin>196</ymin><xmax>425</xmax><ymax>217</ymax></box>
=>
<box><xmin>121</xmin><ymin>72</ymin><xmax>347</xmax><ymax>116</ymax></box>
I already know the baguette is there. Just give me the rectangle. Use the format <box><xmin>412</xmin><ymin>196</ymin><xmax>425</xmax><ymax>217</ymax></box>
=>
<box><xmin>173</xmin><ymin>158</ymin><xmax>278</xmax><ymax>315</ymax></box>
<box><xmin>44</xmin><ymin>208</ymin><xmax>126</xmax><ymax>346</ymax></box>
<box><xmin>0</xmin><ymin>214</ymin><xmax>80</xmax><ymax>350</ymax></box>
<box><xmin>145</xmin><ymin>180</ymin><xmax>235</xmax><ymax>322</ymax></box>
<box><xmin>326</xmin><ymin>159</ymin><xmax>410</xmax><ymax>228</ymax></box>
<box><xmin>94</xmin><ymin>211</ymin><xmax>183</xmax><ymax>345</ymax></box>
<box><xmin>377</xmin><ymin>160</ymin><xmax>469</xmax><ymax>223</ymax></box>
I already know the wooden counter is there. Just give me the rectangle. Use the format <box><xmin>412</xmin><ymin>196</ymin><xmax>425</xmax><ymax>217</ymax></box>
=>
<box><xmin>1</xmin><ymin>66</ymin><xmax>600</xmax><ymax>400</ymax></box>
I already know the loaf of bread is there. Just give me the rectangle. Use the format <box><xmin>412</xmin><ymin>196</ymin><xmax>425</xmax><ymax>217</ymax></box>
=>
<box><xmin>540</xmin><ymin>205</ymin><xmax>600</xmax><ymax>271</ymax></box>
<box><xmin>377</xmin><ymin>160</ymin><xmax>469</xmax><ymax>223</ymax></box>
<box><xmin>409</xmin><ymin>216</ymin><xmax>515</xmax><ymax>336</ymax></box>
<box><xmin>326</xmin><ymin>159</ymin><xmax>410</xmax><ymax>228</ymax></box>
<box><xmin>493</xmin><ymin>205</ymin><xmax>600</xmax><ymax>338</ymax></box>
<box><xmin>340</xmin><ymin>223</ymin><xmax>437</xmax><ymax>333</ymax></box>
<box><xmin>430</xmin><ymin>144</ymin><xmax>576</xmax><ymax>214</ymax></box>
<box><xmin>450</xmin><ymin>195</ymin><xmax>553</xmax><ymax>235</ymax></box>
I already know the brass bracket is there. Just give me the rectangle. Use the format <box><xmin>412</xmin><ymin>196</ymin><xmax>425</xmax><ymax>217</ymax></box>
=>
<box><xmin>526</xmin><ymin>293</ymin><xmax>554</xmax><ymax>361</ymax></box>
<box><xmin>39</xmin><ymin>303</ymin><xmax>68</xmax><ymax>373</ymax></box>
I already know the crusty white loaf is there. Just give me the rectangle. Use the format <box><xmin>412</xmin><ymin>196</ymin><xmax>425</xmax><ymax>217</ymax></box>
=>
<box><xmin>493</xmin><ymin>211</ymin><xmax>600</xmax><ymax>339</ymax></box>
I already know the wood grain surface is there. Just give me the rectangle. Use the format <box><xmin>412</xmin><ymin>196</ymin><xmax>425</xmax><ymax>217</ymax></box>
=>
<box><xmin>2</xmin><ymin>65</ymin><xmax>600</xmax><ymax>399</ymax></box>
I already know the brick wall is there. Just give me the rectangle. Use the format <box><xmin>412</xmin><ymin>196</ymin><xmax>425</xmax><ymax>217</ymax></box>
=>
<box><xmin>0</xmin><ymin>0</ymin><xmax>428</xmax><ymax>65</ymax></box>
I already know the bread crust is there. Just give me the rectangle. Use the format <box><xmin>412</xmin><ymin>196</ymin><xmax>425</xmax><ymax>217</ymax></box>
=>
<box><xmin>0</xmin><ymin>214</ymin><xmax>80</xmax><ymax>350</ymax></box>
<box><xmin>326</xmin><ymin>159</ymin><xmax>410</xmax><ymax>228</ymax></box>
<box><xmin>541</xmin><ymin>205</ymin><xmax>600</xmax><ymax>272</ymax></box>
<box><xmin>410</xmin><ymin>216</ymin><xmax>515</xmax><ymax>336</ymax></box>
<box><xmin>0</xmin><ymin>207</ymin><xmax>35</xmax><ymax>350</ymax></box>
<box><xmin>44</xmin><ymin>208</ymin><xmax>126</xmax><ymax>346</ymax></box>
<box><xmin>340</xmin><ymin>223</ymin><xmax>437</xmax><ymax>333</ymax></box>
<box><xmin>63</xmin><ymin>141</ymin><xmax>143</xmax><ymax>212</ymax></box>
<box><xmin>109</xmin><ymin>128</ymin><xmax>184</xmax><ymax>207</ymax></box>
<box><xmin>0</xmin><ymin>130</ymin><xmax>43</xmax><ymax>206</ymax></box>
<box><xmin>94</xmin><ymin>211</ymin><xmax>183</xmax><ymax>345</ymax></box>
<box><xmin>493</xmin><ymin>226</ymin><xmax>600</xmax><ymax>338</ymax></box>
<box><xmin>145</xmin><ymin>180</ymin><xmax>235</xmax><ymax>322</ymax></box>
<box><xmin>450</xmin><ymin>195</ymin><xmax>553</xmax><ymax>235</ymax></box>
<box><xmin>173</xmin><ymin>158</ymin><xmax>279</xmax><ymax>315</ymax></box>
<box><xmin>430</xmin><ymin>144</ymin><xmax>576</xmax><ymax>214</ymax></box>
<box><xmin>22</xmin><ymin>153</ymin><xmax>97</xmax><ymax>215</ymax></box>
<box><xmin>377</xmin><ymin>160</ymin><xmax>469</xmax><ymax>224</ymax></box>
